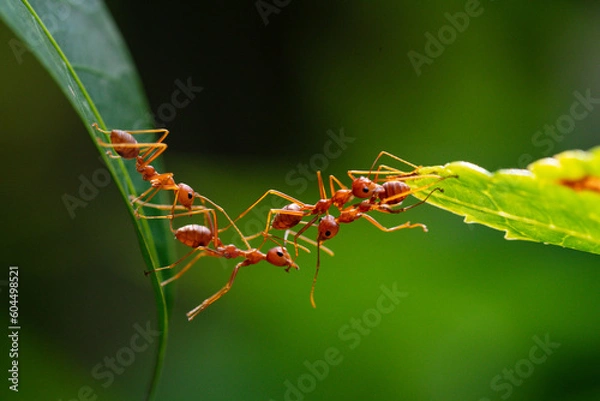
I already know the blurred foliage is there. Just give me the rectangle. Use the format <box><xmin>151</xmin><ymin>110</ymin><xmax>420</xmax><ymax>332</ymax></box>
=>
<box><xmin>2</xmin><ymin>1</ymin><xmax>600</xmax><ymax>401</ymax></box>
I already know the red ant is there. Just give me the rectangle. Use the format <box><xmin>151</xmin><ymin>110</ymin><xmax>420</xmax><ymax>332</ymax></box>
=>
<box><xmin>92</xmin><ymin>123</ymin><xmax>174</xmax><ymax>192</ymax></box>
<box><xmin>293</xmin><ymin>151</ymin><xmax>453</xmax><ymax>307</ymax></box>
<box><xmin>92</xmin><ymin>123</ymin><xmax>185</xmax><ymax>213</ymax></box>
<box><xmin>228</xmin><ymin>151</ymin><xmax>446</xmax><ymax>256</ymax></box>
<box><xmin>304</xmin><ymin>185</ymin><xmax>443</xmax><ymax>308</ymax></box>
<box><xmin>185</xmin><ymin>239</ymin><xmax>298</xmax><ymax>320</ymax></box>
<box><xmin>92</xmin><ymin>122</ymin><xmax>170</xmax><ymax>167</ymax></box>
<box><xmin>222</xmin><ymin>152</ymin><xmax>450</xmax><ymax>308</ymax></box>
<box><xmin>93</xmin><ymin>124</ymin><xmax>241</xmax><ymax>241</ymax></box>
<box><xmin>141</xmin><ymin>196</ymin><xmax>337</xmax><ymax>319</ymax></box>
<box><xmin>144</xmin><ymin>216</ymin><xmax>301</xmax><ymax>320</ymax></box>
<box><xmin>131</xmin><ymin>193</ymin><xmax>254</xmax><ymax>251</ymax></box>
<box><xmin>221</xmin><ymin>174</ymin><xmax>355</xmax><ymax>258</ymax></box>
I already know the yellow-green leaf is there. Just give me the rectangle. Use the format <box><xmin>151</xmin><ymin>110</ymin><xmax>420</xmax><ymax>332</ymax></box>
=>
<box><xmin>411</xmin><ymin>147</ymin><xmax>600</xmax><ymax>255</ymax></box>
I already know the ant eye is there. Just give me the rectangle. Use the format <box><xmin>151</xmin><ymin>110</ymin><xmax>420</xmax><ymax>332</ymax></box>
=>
<box><xmin>325</xmin><ymin>230</ymin><xmax>331</xmax><ymax>237</ymax></box>
<box><xmin>362</xmin><ymin>187</ymin><xmax>369</xmax><ymax>193</ymax></box>
<box><xmin>266</xmin><ymin>247</ymin><xmax>292</xmax><ymax>267</ymax></box>
<box><xmin>187</xmin><ymin>191</ymin><xmax>193</xmax><ymax>199</ymax></box>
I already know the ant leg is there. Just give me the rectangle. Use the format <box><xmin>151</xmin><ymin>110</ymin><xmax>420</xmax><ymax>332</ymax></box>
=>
<box><xmin>284</xmin><ymin>229</ymin><xmax>335</xmax><ymax>257</ymax></box>
<box><xmin>268</xmin><ymin>232</ymin><xmax>313</xmax><ymax>255</ymax></box>
<box><xmin>134</xmin><ymin>204</ymin><xmax>215</xmax><ymax>224</ymax></box>
<box><xmin>292</xmin><ymin>215</ymin><xmax>321</xmax><ymax>257</ymax></box>
<box><xmin>381</xmin><ymin>177</ymin><xmax>450</xmax><ymax>205</ymax></box>
<box><xmin>347</xmin><ymin>151</ymin><xmax>421</xmax><ymax>182</ymax></box>
<box><xmin>316</xmin><ymin>171</ymin><xmax>328</xmax><ymax>199</ymax></box>
<box><xmin>359</xmin><ymin>214</ymin><xmax>428</xmax><ymax>233</ymax></box>
<box><xmin>144</xmin><ymin>246</ymin><xmax>206</xmax><ymax>278</ymax></box>
<box><xmin>131</xmin><ymin>186</ymin><xmax>159</xmax><ymax>206</ymax></box>
<box><xmin>92</xmin><ymin>123</ymin><xmax>168</xmax><ymax>138</ymax></box>
<box><xmin>135</xmin><ymin>129</ymin><xmax>170</xmax><ymax>166</ymax></box>
<box><xmin>328</xmin><ymin>174</ymin><xmax>348</xmax><ymax>196</ymax></box>
<box><xmin>378</xmin><ymin>187</ymin><xmax>443</xmax><ymax>214</ymax></box>
<box><xmin>229</xmin><ymin>194</ymin><xmax>307</xmax><ymax>253</ymax></box>
<box><xmin>309</xmin><ymin>238</ymin><xmax>330</xmax><ymax>308</ymax></box>
<box><xmin>92</xmin><ymin>123</ymin><xmax>169</xmax><ymax>164</ymax></box>
<box><xmin>133</xmin><ymin>193</ymin><xmax>245</xmax><ymax>249</ymax></box>
<box><xmin>145</xmin><ymin>246</ymin><xmax>223</xmax><ymax>286</ymax></box>
<box><xmin>293</xmin><ymin>214</ymin><xmax>320</xmax><ymax>239</ymax></box>
<box><xmin>243</xmin><ymin>228</ymin><xmax>334</xmax><ymax>257</ymax></box>
<box><xmin>193</xmin><ymin>194</ymin><xmax>251</xmax><ymax>249</ymax></box>
<box><xmin>226</xmin><ymin>190</ymin><xmax>306</xmax><ymax>231</ymax></box>
<box><xmin>186</xmin><ymin>260</ymin><xmax>248</xmax><ymax>320</ymax></box>
<box><xmin>130</xmin><ymin>198</ymin><xmax>211</xmax><ymax>217</ymax></box>
<box><xmin>347</xmin><ymin>166</ymin><xmax>424</xmax><ymax>182</ymax></box>
<box><xmin>130</xmin><ymin>196</ymin><xmax>217</xmax><ymax>241</ymax></box>
<box><xmin>95</xmin><ymin>141</ymin><xmax>168</xmax><ymax>158</ymax></box>
<box><xmin>160</xmin><ymin>249</ymin><xmax>215</xmax><ymax>287</ymax></box>
<box><xmin>241</xmin><ymin>207</ymin><xmax>303</xmax><ymax>257</ymax></box>
<box><xmin>368</xmin><ymin>151</ymin><xmax>420</xmax><ymax>174</ymax></box>
<box><xmin>131</xmin><ymin>184</ymin><xmax>179</xmax><ymax>217</ymax></box>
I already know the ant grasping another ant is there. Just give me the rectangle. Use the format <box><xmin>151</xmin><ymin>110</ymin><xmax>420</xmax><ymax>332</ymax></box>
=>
<box><xmin>92</xmin><ymin>122</ymin><xmax>170</xmax><ymax>164</ymax></box>
<box><xmin>295</xmin><ymin>151</ymin><xmax>454</xmax><ymax>307</ymax></box>
<box><xmin>304</xmin><ymin>185</ymin><xmax>443</xmax><ymax>308</ymax></box>
<box><xmin>230</xmin><ymin>151</ymin><xmax>454</xmax><ymax>307</ymax></box>
<box><xmin>221</xmin><ymin>173</ymin><xmax>358</xmax><ymax>259</ymax></box>
<box><xmin>92</xmin><ymin>122</ymin><xmax>172</xmax><ymax>185</ymax></box>
<box><xmin>92</xmin><ymin>123</ymin><xmax>183</xmax><ymax>214</ymax></box>
<box><xmin>92</xmin><ymin>123</ymin><xmax>245</xmax><ymax>246</ymax></box>
<box><xmin>130</xmin><ymin>192</ymin><xmax>254</xmax><ymax>251</ymax></box>
<box><xmin>227</xmin><ymin>151</ymin><xmax>451</xmax><ymax>258</ymax></box>
<box><xmin>184</xmin><ymin>242</ymin><xmax>297</xmax><ymax>320</ymax></box>
<box><xmin>143</xmin><ymin>213</ymin><xmax>311</xmax><ymax>320</ymax></box>
<box><xmin>137</xmin><ymin>194</ymin><xmax>333</xmax><ymax>269</ymax></box>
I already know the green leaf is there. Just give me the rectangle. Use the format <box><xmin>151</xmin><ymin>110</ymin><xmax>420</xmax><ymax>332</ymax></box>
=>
<box><xmin>410</xmin><ymin>147</ymin><xmax>600</xmax><ymax>255</ymax></box>
<box><xmin>0</xmin><ymin>1</ymin><xmax>175</xmax><ymax>399</ymax></box>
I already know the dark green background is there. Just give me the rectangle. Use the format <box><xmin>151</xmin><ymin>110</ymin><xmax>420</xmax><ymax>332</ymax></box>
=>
<box><xmin>1</xmin><ymin>1</ymin><xmax>599</xmax><ymax>400</ymax></box>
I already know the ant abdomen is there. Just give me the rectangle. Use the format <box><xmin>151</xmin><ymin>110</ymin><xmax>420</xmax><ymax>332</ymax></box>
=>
<box><xmin>110</xmin><ymin>130</ymin><xmax>140</xmax><ymax>159</ymax></box>
<box><xmin>379</xmin><ymin>181</ymin><xmax>410</xmax><ymax>205</ymax></box>
<box><xmin>175</xmin><ymin>224</ymin><xmax>213</xmax><ymax>248</ymax></box>
<box><xmin>272</xmin><ymin>203</ymin><xmax>304</xmax><ymax>230</ymax></box>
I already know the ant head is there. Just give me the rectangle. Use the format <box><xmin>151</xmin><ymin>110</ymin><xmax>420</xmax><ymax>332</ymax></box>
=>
<box><xmin>175</xmin><ymin>224</ymin><xmax>212</xmax><ymax>248</ymax></box>
<box><xmin>177</xmin><ymin>183</ymin><xmax>196</xmax><ymax>208</ymax></box>
<box><xmin>266</xmin><ymin>247</ymin><xmax>298</xmax><ymax>270</ymax></box>
<box><xmin>317</xmin><ymin>215</ymin><xmax>340</xmax><ymax>242</ymax></box>
<box><xmin>352</xmin><ymin>177</ymin><xmax>378</xmax><ymax>199</ymax></box>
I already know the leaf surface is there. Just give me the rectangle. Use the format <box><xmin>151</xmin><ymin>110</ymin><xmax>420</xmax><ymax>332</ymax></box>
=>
<box><xmin>411</xmin><ymin>147</ymin><xmax>600</xmax><ymax>255</ymax></box>
<box><xmin>0</xmin><ymin>1</ymin><xmax>176</xmax><ymax>399</ymax></box>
